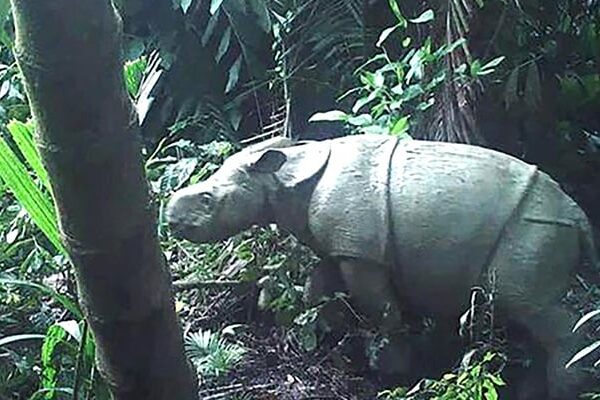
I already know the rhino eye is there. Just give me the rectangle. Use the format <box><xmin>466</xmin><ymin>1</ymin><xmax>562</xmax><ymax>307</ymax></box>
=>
<box><xmin>198</xmin><ymin>192</ymin><xmax>214</xmax><ymax>207</ymax></box>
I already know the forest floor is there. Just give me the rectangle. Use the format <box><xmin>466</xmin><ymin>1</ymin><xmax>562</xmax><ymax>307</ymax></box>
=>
<box><xmin>175</xmin><ymin>282</ymin><xmax>385</xmax><ymax>400</ymax></box>
<box><xmin>170</xmin><ymin>228</ymin><xmax>600</xmax><ymax>400</ymax></box>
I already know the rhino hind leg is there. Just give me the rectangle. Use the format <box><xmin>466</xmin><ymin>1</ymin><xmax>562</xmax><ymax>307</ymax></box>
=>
<box><xmin>485</xmin><ymin>181</ymin><xmax>590</xmax><ymax>398</ymax></box>
<box><xmin>513</xmin><ymin>304</ymin><xmax>590</xmax><ymax>400</ymax></box>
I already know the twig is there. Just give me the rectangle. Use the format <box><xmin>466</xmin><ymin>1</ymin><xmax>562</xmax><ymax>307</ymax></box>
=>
<box><xmin>199</xmin><ymin>383</ymin><xmax>275</xmax><ymax>400</ymax></box>
<box><xmin>173</xmin><ymin>279</ymin><xmax>246</xmax><ymax>292</ymax></box>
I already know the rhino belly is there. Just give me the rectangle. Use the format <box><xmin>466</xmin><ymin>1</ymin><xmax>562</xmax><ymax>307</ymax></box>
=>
<box><xmin>389</xmin><ymin>140</ymin><xmax>538</xmax><ymax>317</ymax></box>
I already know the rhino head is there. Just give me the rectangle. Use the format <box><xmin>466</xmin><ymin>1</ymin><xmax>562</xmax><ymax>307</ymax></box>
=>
<box><xmin>165</xmin><ymin>137</ymin><xmax>329</xmax><ymax>243</ymax></box>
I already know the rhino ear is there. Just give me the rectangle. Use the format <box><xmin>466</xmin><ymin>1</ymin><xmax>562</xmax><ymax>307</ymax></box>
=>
<box><xmin>248</xmin><ymin>149</ymin><xmax>287</xmax><ymax>173</ymax></box>
<box><xmin>275</xmin><ymin>142</ymin><xmax>330</xmax><ymax>188</ymax></box>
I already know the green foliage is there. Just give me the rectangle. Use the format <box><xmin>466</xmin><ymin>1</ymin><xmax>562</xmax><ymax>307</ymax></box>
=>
<box><xmin>0</xmin><ymin>0</ymin><xmax>12</xmax><ymax>49</ymax></box>
<box><xmin>310</xmin><ymin>4</ymin><xmax>504</xmax><ymax>137</ymax></box>
<box><xmin>378</xmin><ymin>352</ymin><xmax>505</xmax><ymax>400</ymax></box>
<box><xmin>40</xmin><ymin>324</ymin><xmax>68</xmax><ymax>398</ymax></box>
<box><xmin>185</xmin><ymin>327</ymin><xmax>246</xmax><ymax>377</ymax></box>
<box><xmin>0</xmin><ymin>120</ymin><xmax>63</xmax><ymax>253</ymax></box>
<box><xmin>123</xmin><ymin>56</ymin><xmax>147</xmax><ymax>99</ymax></box>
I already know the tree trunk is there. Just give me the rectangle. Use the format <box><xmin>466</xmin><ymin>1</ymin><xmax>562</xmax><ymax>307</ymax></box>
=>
<box><xmin>9</xmin><ymin>1</ymin><xmax>198</xmax><ymax>398</ymax></box>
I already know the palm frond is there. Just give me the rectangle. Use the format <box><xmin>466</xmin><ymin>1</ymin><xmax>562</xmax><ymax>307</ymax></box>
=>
<box><xmin>418</xmin><ymin>0</ymin><xmax>484</xmax><ymax>144</ymax></box>
<box><xmin>185</xmin><ymin>329</ymin><xmax>246</xmax><ymax>377</ymax></box>
<box><xmin>270</xmin><ymin>0</ymin><xmax>368</xmax><ymax>137</ymax></box>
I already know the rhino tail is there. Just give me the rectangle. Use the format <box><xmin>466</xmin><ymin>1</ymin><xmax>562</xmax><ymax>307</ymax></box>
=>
<box><xmin>578</xmin><ymin>209</ymin><xmax>599</xmax><ymax>272</ymax></box>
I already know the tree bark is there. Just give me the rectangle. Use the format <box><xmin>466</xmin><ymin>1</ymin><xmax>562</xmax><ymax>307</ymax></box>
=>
<box><xmin>9</xmin><ymin>1</ymin><xmax>198</xmax><ymax>398</ymax></box>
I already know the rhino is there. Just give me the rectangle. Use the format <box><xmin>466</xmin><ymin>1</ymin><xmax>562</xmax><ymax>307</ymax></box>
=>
<box><xmin>166</xmin><ymin>134</ymin><xmax>598</xmax><ymax>399</ymax></box>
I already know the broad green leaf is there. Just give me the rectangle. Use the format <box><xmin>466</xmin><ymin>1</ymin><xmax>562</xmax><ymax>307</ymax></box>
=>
<box><xmin>390</xmin><ymin>116</ymin><xmax>410</xmax><ymax>136</ymax></box>
<box><xmin>470</xmin><ymin>59</ymin><xmax>482</xmax><ymax>77</ymax></box>
<box><xmin>0</xmin><ymin>334</ymin><xmax>46</xmax><ymax>347</ymax></box>
<box><xmin>573</xmin><ymin>309</ymin><xmax>600</xmax><ymax>332</ymax></box>
<box><xmin>565</xmin><ymin>340</ymin><xmax>600</xmax><ymax>369</ymax></box>
<box><xmin>7</xmin><ymin>120</ymin><xmax>51</xmax><ymax>192</ymax></box>
<box><xmin>0</xmin><ymin>138</ymin><xmax>64</xmax><ymax>253</ymax></box>
<box><xmin>210</xmin><ymin>0</ymin><xmax>225</xmax><ymax>15</ymax></box>
<box><xmin>488</xmin><ymin>374</ymin><xmax>505</xmax><ymax>386</ymax></box>
<box><xmin>360</xmin><ymin>71</ymin><xmax>377</xmax><ymax>88</ymax></box>
<box><xmin>377</xmin><ymin>25</ymin><xmax>400</xmax><ymax>48</ymax></box>
<box><xmin>309</xmin><ymin>110</ymin><xmax>348</xmax><ymax>122</ymax></box>
<box><xmin>0</xmin><ymin>279</ymin><xmax>81</xmax><ymax>318</ymax></box>
<box><xmin>123</xmin><ymin>56</ymin><xmax>147</xmax><ymax>99</ymax></box>
<box><xmin>409</xmin><ymin>9</ymin><xmax>434</xmax><ymax>24</ymax></box>
<box><xmin>483</xmin><ymin>380</ymin><xmax>498</xmax><ymax>400</ymax></box>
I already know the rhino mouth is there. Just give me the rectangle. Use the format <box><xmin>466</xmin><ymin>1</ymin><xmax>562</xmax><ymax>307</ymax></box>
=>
<box><xmin>168</xmin><ymin>220</ymin><xmax>236</xmax><ymax>244</ymax></box>
<box><xmin>168</xmin><ymin>222</ymin><xmax>212</xmax><ymax>243</ymax></box>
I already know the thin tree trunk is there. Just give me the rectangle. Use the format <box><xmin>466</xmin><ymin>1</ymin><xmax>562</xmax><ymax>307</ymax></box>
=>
<box><xmin>10</xmin><ymin>1</ymin><xmax>198</xmax><ymax>398</ymax></box>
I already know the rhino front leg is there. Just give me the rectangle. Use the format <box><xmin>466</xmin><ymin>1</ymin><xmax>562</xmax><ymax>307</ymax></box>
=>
<box><xmin>304</xmin><ymin>258</ymin><xmax>355</xmax><ymax>332</ymax></box>
<box><xmin>338</xmin><ymin>258</ymin><xmax>404</xmax><ymax>333</ymax></box>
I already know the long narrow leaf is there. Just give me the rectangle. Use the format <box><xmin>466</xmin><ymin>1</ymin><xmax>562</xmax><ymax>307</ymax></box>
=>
<box><xmin>565</xmin><ymin>340</ymin><xmax>600</xmax><ymax>369</ymax></box>
<box><xmin>6</xmin><ymin>120</ymin><xmax>51</xmax><ymax>192</ymax></box>
<box><xmin>573</xmin><ymin>309</ymin><xmax>600</xmax><ymax>332</ymax></box>
<box><xmin>0</xmin><ymin>137</ymin><xmax>63</xmax><ymax>253</ymax></box>
<box><xmin>0</xmin><ymin>333</ymin><xmax>46</xmax><ymax>347</ymax></box>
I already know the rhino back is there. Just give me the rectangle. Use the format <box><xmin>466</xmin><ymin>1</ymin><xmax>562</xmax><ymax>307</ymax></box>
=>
<box><xmin>389</xmin><ymin>140</ymin><xmax>539</xmax><ymax>315</ymax></box>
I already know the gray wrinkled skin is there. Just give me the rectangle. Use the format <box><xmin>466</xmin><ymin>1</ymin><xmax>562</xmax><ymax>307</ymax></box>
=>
<box><xmin>167</xmin><ymin>134</ymin><xmax>598</xmax><ymax>399</ymax></box>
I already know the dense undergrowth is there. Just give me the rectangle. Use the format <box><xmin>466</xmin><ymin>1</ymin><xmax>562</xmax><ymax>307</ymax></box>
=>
<box><xmin>1</xmin><ymin>0</ymin><xmax>600</xmax><ymax>399</ymax></box>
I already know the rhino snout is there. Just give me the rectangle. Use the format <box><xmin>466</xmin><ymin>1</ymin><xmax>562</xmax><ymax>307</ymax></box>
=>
<box><xmin>165</xmin><ymin>189</ymin><xmax>210</xmax><ymax>240</ymax></box>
